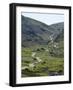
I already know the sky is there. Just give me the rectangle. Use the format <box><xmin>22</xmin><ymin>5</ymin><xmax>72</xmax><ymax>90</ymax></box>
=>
<box><xmin>22</xmin><ymin>12</ymin><xmax>64</xmax><ymax>25</ymax></box>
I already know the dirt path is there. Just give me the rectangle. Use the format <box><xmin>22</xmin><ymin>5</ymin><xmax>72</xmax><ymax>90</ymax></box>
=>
<box><xmin>36</xmin><ymin>57</ymin><xmax>42</xmax><ymax>62</ymax></box>
<box><xmin>31</xmin><ymin>52</ymin><xmax>36</xmax><ymax>57</ymax></box>
<box><xmin>32</xmin><ymin>52</ymin><xmax>42</xmax><ymax>62</ymax></box>
<box><xmin>22</xmin><ymin>49</ymin><xmax>49</xmax><ymax>70</ymax></box>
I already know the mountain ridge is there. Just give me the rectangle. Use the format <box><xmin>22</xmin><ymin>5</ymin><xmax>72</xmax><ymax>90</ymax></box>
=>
<box><xmin>22</xmin><ymin>15</ymin><xmax>64</xmax><ymax>47</ymax></box>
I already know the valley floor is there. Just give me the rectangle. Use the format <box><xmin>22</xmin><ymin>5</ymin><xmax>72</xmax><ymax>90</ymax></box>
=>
<box><xmin>21</xmin><ymin>45</ymin><xmax>64</xmax><ymax>77</ymax></box>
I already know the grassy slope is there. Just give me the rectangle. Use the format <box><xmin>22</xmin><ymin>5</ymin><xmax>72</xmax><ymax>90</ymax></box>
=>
<box><xmin>21</xmin><ymin>45</ymin><xmax>64</xmax><ymax>77</ymax></box>
<box><xmin>21</xmin><ymin>16</ymin><xmax>64</xmax><ymax>77</ymax></box>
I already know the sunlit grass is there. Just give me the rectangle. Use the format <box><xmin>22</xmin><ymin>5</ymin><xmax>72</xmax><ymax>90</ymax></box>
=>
<box><xmin>21</xmin><ymin>45</ymin><xmax>64</xmax><ymax>77</ymax></box>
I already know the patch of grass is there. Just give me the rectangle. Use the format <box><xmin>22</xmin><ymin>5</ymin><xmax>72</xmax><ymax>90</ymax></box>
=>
<box><xmin>21</xmin><ymin>45</ymin><xmax>64</xmax><ymax>77</ymax></box>
<box><xmin>22</xmin><ymin>57</ymin><xmax>33</xmax><ymax>67</ymax></box>
<box><xmin>33</xmin><ymin>58</ymin><xmax>63</xmax><ymax>72</ymax></box>
<box><xmin>22</xmin><ymin>47</ymin><xmax>32</xmax><ymax>57</ymax></box>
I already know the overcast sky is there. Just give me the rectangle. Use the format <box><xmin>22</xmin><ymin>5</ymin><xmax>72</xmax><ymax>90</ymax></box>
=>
<box><xmin>22</xmin><ymin>12</ymin><xmax>64</xmax><ymax>25</ymax></box>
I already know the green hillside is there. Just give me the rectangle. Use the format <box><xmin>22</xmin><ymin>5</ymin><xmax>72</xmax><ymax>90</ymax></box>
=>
<box><xmin>21</xmin><ymin>15</ymin><xmax>64</xmax><ymax>77</ymax></box>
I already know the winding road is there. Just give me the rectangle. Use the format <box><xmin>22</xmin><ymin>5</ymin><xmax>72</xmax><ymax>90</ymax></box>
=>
<box><xmin>22</xmin><ymin>52</ymin><xmax>42</xmax><ymax>70</ymax></box>
<box><xmin>22</xmin><ymin>48</ymin><xmax>49</xmax><ymax>70</ymax></box>
<box><xmin>31</xmin><ymin>52</ymin><xmax>42</xmax><ymax>62</ymax></box>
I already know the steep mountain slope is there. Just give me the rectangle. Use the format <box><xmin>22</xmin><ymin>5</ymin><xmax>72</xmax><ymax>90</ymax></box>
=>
<box><xmin>21</xmin><ymin>15</ymin><xmax>64</xmax><ymax>47</ymax></box>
